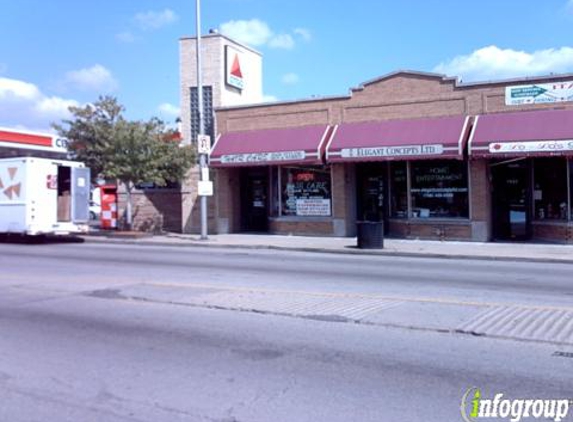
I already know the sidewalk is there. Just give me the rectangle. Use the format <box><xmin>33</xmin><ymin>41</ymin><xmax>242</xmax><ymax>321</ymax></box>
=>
<box><xmin>82</xmin><ymin>232</ymin><xmax>573</xmax><ymax>263</ymax></box>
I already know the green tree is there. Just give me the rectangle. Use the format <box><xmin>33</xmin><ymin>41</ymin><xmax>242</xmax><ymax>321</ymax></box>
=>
<box><xmin>53</xmin><ymin>96</ymin><xmax>123</xmax><ymax>180</ymax></box>
<box><xmin>54</xmin><ymin>96</ymin><xmax>196</xmax><ymax>230</ymax></box>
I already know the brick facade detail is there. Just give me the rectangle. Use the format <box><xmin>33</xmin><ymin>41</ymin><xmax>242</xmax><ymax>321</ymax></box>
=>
<box><xmin>212</xmin><ymin>71</ymin><xmax>573</xmax><ymax>242</ymax></box>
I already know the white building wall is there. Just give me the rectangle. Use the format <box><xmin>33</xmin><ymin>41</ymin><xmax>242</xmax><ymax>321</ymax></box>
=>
<box><xmin>179</xmin><ymin>33</ymin><xmax>263</xmax><ymax>144</ymax></box>
<box><xmin>219</xmin><ymin>40</ymin><xmax>263</xmax><ymax>107</ymax></box>
<box><xmin>179</xmin><ymin>32</ymin><xmax>263</xmax><ymax>233</ymax></box>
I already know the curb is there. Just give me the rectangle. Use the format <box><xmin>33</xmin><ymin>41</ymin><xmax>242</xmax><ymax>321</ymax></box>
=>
<box><xmin>80</xmin><ymin>236</ymin><xmax>573</xmax><ymax>265</ymax></box>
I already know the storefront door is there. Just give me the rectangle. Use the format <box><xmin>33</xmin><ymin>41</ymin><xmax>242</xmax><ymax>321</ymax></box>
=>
<box><xmin>240</xmin><ymin>168</ymin><xmax>269</xmax><ymax>232</ymax></box>
<box><xmin>491</xmin><ymin>159</ymin><xmax>531</xmax><ymax>240</ymax></box>
<box><xmin>356</xmin><ymin>163</ymin><xmax>388</xmax><ymax>233</ymax></box>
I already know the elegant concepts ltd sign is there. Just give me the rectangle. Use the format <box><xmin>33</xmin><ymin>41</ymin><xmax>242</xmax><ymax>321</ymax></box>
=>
<box><xmin>340</xmin><ymin>144</ymin><xmax>444</xmax><ymax>159</ymax></box>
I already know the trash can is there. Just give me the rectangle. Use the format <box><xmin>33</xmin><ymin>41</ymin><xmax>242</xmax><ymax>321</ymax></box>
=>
<box><xmin>356</xmin><ymin>221</ymin><xmax>384</xmax><ymax>249</ymax></box>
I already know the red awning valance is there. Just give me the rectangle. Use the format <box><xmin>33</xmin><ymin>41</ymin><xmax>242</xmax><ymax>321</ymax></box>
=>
<box><xmin>469</xmin><ymin>109</ymin><xmax>573</xmax><ymax>158</ymax></box>
<box><xmin>326</xmin><ymin>115</ymin><xmax>470</xmax><ymax>162</ymax></box>
<box><xmin>210</xmin><ymin>125</ymin><xmax>332</xmax><ymax>167</ymax></box>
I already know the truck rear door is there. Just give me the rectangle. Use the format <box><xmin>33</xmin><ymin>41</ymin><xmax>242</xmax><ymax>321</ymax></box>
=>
<box><xmin>71</xmin><ymin>167</ymin><xmax>90</xmax><ymax>223</ymax></box>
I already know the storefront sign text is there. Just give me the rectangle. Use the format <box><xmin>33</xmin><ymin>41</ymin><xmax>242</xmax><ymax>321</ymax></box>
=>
<box><xmin>283</xmin><ymin>168</ymin><xmax>331</xmax><ymax>217</ymax></box>
<box><xmin>295</xmin><ymin>198</ymin><xmax>331</xmax><ymax>216</ymax></box>
<box><xmin>221</xmin><ymin>150</ymin><xmax>306</xmax><ymax>164</ymax></box>
<box><xmin>341</xmin><ymin>144</ymin><xmax>444</xmax><ymax>159</ymax></box>
<box><xmin>505</xmin><ymin>81</ymin><xmax>573</xmax><ymax>106</ymax></box>
<box><xmin>52</xmin><ymin>137</ymin><xmax>69</xmax><ymax>152</ymax></box>
<box><xmin>489</xmin><ymin>140</ymin><xmax>573</xmax><ymax>154</ymax></box>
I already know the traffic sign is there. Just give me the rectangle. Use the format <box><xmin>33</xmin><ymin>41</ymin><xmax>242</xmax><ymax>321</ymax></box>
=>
<box><xmin>198</xmin><ymin>180</ymin><xmax>213</xmax><ymax>196</ymax></box>
<box><xmin>197</xmin><ymin>134</ymin><xmax>211</xmax><ymax>154</ymax></box>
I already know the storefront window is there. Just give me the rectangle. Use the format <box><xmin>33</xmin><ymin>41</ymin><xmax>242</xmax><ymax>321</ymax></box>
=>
<box><xmin>281</xmin><ymin>166</ymin><xmax>332</xmax><ymax>217</ymax></box>
<box><xmin>410</xmin><ymin>160</ymin><xmax>469</xmax><ymax>218</ymax></box>
<box><xmin>269</xmin><ymin>167</ymin><xmax>279</xmax><ymax>217</ymax></box>
<box><xmin>390</xmin><ymin>162</ymin><xmax>408</xmax><ymax>218</ymax></box>
<box><xmin>534</xmin><ymin>158</ymin><xmax>568</xmax><ymax>221</ymax></box>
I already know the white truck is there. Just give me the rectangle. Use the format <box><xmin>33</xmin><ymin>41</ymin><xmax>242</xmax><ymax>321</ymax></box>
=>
<box><xmin>0</xmin><ymin>157</ymin><xmax>91</xmax><ymax>235</ymax></box>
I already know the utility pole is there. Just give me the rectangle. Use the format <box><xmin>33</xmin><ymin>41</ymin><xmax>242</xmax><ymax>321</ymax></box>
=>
<box><xmin>196</xmin><ymin>0</ymin><xmax>208</xmax><ymax>240</ymax></box>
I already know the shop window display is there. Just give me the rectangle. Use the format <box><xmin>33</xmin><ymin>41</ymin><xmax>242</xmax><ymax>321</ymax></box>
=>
<box><xmin>280</xmin><ymin>166</ymin><xmax>332</xmax><ymax>217</ymax></box>
<box><xmin>534</xmin><ymin>158</ymin><xmax>568</xmax><ymax>220</ymax></box>
<box><xmin>410</xmin><ymin>160</ymin><xmax>469</xmax><ymax>218</ymax></box>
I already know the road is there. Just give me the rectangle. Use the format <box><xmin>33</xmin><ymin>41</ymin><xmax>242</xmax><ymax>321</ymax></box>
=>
<box><xmin>0</xmin><ymin>242</ymin><xmax>572</xmax><ymax>421</ymax></box>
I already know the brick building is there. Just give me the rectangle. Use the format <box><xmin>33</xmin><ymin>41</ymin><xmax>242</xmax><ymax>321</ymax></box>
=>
<box><xmin>122</xmin><ymin>32</ymin><xmax>262</xmax><ymax>232</ymax></box>
<box><xmin>211</xmin><ymin>71</ymin><xmax>573</xmax><ymax>243</ymax></box>
<box><xmin>124</xmin><ymin>32</ymin><xmax>573</xmax><ymax>243</ymax></box>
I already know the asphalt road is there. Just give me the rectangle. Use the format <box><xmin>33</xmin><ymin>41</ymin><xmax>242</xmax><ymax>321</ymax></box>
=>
<box><xmin>0</xmin><ymin>242</ymin><xmax>572</xmax><ymax>421</ymax></box>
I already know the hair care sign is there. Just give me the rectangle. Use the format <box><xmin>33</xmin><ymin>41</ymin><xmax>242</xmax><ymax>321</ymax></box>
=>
<box><xmin>220</xmin><ymin>150</ymin><xmax>306</xmax><ymax>164</ymax></box>
<box><xmin>282</xmin><ymin>167</ymin><xmax>332</xmax><ymax>216</ymax></box>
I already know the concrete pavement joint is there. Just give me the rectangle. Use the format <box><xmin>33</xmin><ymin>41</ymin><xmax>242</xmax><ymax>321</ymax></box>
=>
<box><xmin>83</xmin><ymin>283</ymin><xmax>573</xmax><ymax>347</ymax></box>
<box><xmin>92</xmin><ymin>290</ymin><xmax>573</xmax><ymax>347</ymax></box>
<box><xmin>141</xmin><ymin>281</ymin><xmax>573</xmax><ymax>313</ymax></box>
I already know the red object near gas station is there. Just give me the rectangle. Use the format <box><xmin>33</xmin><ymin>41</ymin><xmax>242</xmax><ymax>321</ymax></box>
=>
<box><xmin>100</xmin><ymin>185</ymin><xmax>118</xmax><ymax>230</ymax></box>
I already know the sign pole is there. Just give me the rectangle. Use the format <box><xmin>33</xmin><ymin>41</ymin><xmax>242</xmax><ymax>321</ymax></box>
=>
<box><xmin>196</xmin><ymin>0</ymin><xmax>208</xmax><ymax>240</ymax></box>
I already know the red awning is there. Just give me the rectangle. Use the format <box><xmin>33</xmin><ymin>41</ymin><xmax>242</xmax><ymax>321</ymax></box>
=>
<box><xmin>326</xmin><ymin>115</ymin><xmax>470</xmax><ymax>162</ymax></box>
<box><xmin>469</xmin><ymin>109</ymin><xmax>573</xmax><ymax>158</ymax></box>
<box><xmin>210</xmin><ymin>125</ymin><xmax>332</xmax><ymax>167</ymax></box>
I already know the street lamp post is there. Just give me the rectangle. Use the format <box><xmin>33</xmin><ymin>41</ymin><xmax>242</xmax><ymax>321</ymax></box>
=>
<box><xmin>196</xmin><ymin>0</ymin><xmax>208</xmax><ymax>240</ymax></box>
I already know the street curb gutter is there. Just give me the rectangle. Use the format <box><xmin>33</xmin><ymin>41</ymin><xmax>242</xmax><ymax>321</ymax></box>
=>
<box><xmin>80</xmin><ymin>236</ymin><xmax>573</xmax><ymax>265</ymax></box>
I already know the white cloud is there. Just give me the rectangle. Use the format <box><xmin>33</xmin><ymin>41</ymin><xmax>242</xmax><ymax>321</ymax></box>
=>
<box><xmin>281</xmin><ymin>72</ymin><xmax>299</xmax><ymax>85</ymax></box>
<box><xmin>134</xmin><ymin>9</ymin><xmax>178</xmax><ymax>30</ymax></box>
<box><xmin>0</xmin><ymin>76</ymin><xmax>79</xmax><ymax>131</ymax></box>
<box><xmin>116</xmin><ymin>31</ymin><xmax>137</xmax><ymax>43</ymax></box>
<box><xmin>64</xmin><ymin>64</ymin><xmax>118</xmax><ymax>93</ymax></box>
<box><xmin>220</xmin><ymin>19</ymin><xmax>273</xmax><ymax>47</ymax></box>
<box><xmin>219</xmin><ymin>19</ymin><xmax>297</xmax><ymax>50</ymax></box>
<box><xmin>0</xmin><ymin>78</ymin><xmax>41</xmax><ymax>101</ymax></box>
<box><xmin>269</xmin><ymin>34</ymin><xmax>295</xmax><ymax>49</ymax></box>
<box><xmin>35</xmin><ymin>96</ymin><xmax>78</xmax><ymax>116</ymax></box>
<box><xmin>158</xmin><ymin>103</ymin><xmax>180</xmax><ymax>120</ymax></box>
<box><xmin>433</xmin><ymin>45</ymin><xmax>573</xmax><ymax>82</ymax></box>
<box><xmin>294</xmin><ymin>28</ymin><xmax>312</xmax><ymax>42</ymax></box>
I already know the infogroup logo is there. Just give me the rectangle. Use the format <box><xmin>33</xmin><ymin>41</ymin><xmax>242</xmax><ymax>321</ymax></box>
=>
<box><xmin>461</xmin><ymin>387</ymin><xmax>571</xmax><ymax>422</ymax></box>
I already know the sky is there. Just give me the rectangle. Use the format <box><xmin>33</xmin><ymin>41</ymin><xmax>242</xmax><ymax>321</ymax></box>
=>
<box><xmin>1</xmin><ymin>0</ymin><xmax>573</xmax><ymax>133</ymax></box>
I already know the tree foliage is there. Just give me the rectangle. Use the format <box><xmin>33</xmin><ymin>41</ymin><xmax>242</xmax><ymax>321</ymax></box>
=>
<box><xmin>54</xmin><ymin>96</ymin><xmax>196</xmax><ymax>229</ymax></box>
<box><xmin>53</xmin><ymin>96</ymin><xmax>123</xmax><ymax>180</ymax></box>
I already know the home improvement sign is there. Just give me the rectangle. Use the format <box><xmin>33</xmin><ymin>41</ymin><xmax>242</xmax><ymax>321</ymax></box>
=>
<box><xmin>506</xmin><ymin>81</ymin><xmax>573</xmax><ymax>105</ymax></box>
